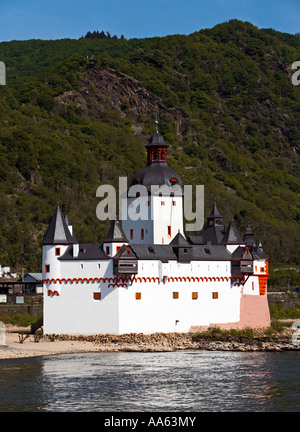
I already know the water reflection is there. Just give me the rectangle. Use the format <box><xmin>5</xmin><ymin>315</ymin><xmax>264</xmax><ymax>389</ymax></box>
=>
<box><xmin>0</xmin><ymin>351</ymin><xmax>299</xmax><ymax>412</ymax></box>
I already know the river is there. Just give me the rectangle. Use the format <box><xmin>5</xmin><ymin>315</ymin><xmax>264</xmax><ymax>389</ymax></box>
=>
<box><xmin>0</xmin><ymin>350</ymin><xmax>299</xmax><ymax>412</ymax></box>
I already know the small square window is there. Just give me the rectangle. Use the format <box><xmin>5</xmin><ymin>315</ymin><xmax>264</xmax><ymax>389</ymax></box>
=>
<box><xmin>45</xmin><ymin>264</ymin><xmax>50</xmax><ymax>273</ymax></box>
<box><xmin>55</xmin><ymin>247</ymin><xmax>60</xmax><ymax>256</ymax></box>
<box><xmin>192</xmin><ymin>292</ymin><xmax>198</xmax><ymax>300</ymax></box>
<box><xmin>212</xmin><ymin>292</ymin><xmax>218</xmax><ymax>299</ymax></box>
<box><xmin>161</xmin><ymin>201</ymin><xmax>165</xmax><ymax>206</ymax></box>
<box><xmin>116</xmin><ymin>246</ymin><xmax>121</xmax><ymax>252</ymax></box>
<box><xmin>135</xmin><ymin>292</ymin><xmax>141</xmax><ymax>300</ymax></box>
<box><xmin>106</xmin><ymin>246</ymin><xmax>110</xmax><ymax>255</ymax></box>
<box><xmin>173</xmin><ymin>292</ymin><xmax>179</xmax><ymax>299</ymax></box>
<box><xmin>93</xmin><ymin>292</ymin><xmax>101</xmax><ymax>300</ymax></box>
<box><xmin>172</xmin><ymin>201</ymin><xmax>176</xmax><ymax>206</ymax></box>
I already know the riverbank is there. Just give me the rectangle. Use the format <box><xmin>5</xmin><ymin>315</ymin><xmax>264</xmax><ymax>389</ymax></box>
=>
<box><xmin>0</xmin><ymin>324</ymin><xmax>299</xmax><ymax>360</ymax></box>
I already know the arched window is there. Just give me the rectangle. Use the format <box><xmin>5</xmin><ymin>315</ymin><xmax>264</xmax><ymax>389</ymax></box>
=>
<box><xmin>170</xmin><ymin>178</ymin><xmax>178</xmax><ymax>186</ymax></box>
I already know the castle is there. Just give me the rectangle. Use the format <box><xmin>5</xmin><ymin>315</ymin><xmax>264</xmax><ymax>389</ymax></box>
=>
<box><xmin>42</xmin><ymin>126</ymin><xmax>270</xmax><ymax>335</ymax></box>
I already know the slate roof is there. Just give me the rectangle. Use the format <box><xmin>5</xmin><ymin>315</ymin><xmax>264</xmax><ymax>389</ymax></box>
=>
<box><xmin>131</xmin><ymin>162</ymin><xmax>183</xmax><ymax>189</ymax></box>
<box><xmin>221</xmin><ymin>219</ymin><xmax>244</xmax><ymax>245</ymax></box>
<box><xmin>169</xmin><ymin>232</ymin><xmax>191</xmax><ymax>248</ymax></box>
<box><xmin>244</xmin><ymin>223</ymin><xmax>256</xmax><ymax>247</ymax></box>
<box><xmin>58</xmin><ymin>241</ymin><xmax>231</xmax><ymax>262</ymax></box>
<box><xmin>122</xmin><ymin>243</ymin><xmax>231</xmax><ymax>262</ymax></box>
<box><xmin>104</xmin><ymin>219</ymin><xmax>128</xmax><ymax>243</ymax></box>
<box><xmin>201</xmin><ymin>225</ymin><xmax>226</xmax><ymax>245</ymax></box>
<box><xmin>145</xmin><ymin>130</ymin><xmax>168</xmax><ymax>147</ymax></box>
<box><xmin>41</xmin><ymin>206</ymin><xmax>77</xmax><ymax>245</ymax></box>
<box><xmin>231</xmin><ymin>245</ymin><xmax>268</xmax><ymax>260</ymax></box>
<box><xmin>59</xmin><ymin>244</ymin><xmax>110</xmax><ymax>261</ymax></box>
<box><xmin>208</xmin><ymin>200</ymin><xmax>223</xmax><ymax>219</ymax></box>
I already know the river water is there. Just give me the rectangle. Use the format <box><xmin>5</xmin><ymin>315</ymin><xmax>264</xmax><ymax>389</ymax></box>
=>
<box><xmin>0</xmin><ymin>350</ymin><xmax>299</xmax><ymax>412</ymax></box>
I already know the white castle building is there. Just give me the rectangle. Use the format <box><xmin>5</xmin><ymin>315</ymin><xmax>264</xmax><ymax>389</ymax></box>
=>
<box><xmin>42</xmin><ymin>127</ymin><xmax>270</xmax><ymax>335</ymax></box>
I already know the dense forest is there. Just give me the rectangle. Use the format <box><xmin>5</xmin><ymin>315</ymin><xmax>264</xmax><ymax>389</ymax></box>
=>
<box><xmin>0</xmin><ymin>20</ymin><xmax>299</xmax><ymax>285</ymax></box>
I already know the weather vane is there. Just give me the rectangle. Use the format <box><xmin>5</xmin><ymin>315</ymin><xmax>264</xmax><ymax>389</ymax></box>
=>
<box><xmin>155</xmin><ymin>114</ymin><xmax>159</xmax><ymax>132</ymax></box>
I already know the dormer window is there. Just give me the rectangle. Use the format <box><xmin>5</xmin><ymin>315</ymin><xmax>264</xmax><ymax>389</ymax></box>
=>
<box><xmin>170</xmin><ymin>178</ymin><xmax>178</xmax><ymax>186</ymax></box>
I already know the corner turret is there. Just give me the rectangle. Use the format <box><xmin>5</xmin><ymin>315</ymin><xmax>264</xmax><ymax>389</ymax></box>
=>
<box><xmin>41</xmin><ymin>205</ymin><xmax>78</xmax><ymax>281</ymax></box>
<box><xmin>102</xmin><ymin>218</ymin><xmax>128</xmax><ymax>257</ymax></box>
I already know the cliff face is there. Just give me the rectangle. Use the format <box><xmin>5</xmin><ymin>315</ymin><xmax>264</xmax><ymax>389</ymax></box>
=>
<box><xmin>56</xmin><ymin>66</ymin><xmax>186</xmax><ymax>135</ymax></box>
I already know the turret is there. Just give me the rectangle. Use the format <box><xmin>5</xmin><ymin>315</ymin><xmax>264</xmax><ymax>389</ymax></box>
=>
<box><xmin>220</xmin><ymin>218</ymin><xmax>245</xmax><ymax>253</ymax></box>
<box><xmin>122</xmin><ymin>122</ymin><xmax>184</xmax><ymax>245</ymax></box>
<box><xmin>102</xmin><ymin>218</ymin><xmax>128</xmax><ymax>257</ymax></box>
<box><xmin>41</xmin><ymin>205</ymin><xmax>77</xmax><ymax>279</ymax></box>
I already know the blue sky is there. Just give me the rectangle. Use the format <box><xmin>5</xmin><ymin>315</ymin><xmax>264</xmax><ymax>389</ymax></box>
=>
<box><xmin>0</xmin><ymin>0</ymin><xmax>299</xmax><ymax>42</ymax></box>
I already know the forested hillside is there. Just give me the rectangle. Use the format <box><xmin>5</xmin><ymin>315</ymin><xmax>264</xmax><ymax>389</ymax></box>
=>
<box><xmin>0</xmin><ymin>19</ymin><xmax>299</xmax><ymax>276</ymax></box>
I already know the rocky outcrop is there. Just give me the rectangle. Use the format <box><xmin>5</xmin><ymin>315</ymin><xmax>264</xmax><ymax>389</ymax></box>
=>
<box><xmin>46</xmin><ymin>330</ymin><xmax>300</xmax><ymax>352</ymax></box>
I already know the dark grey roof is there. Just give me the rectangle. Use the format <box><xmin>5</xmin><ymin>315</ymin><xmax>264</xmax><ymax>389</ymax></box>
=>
<box><xmin>208</xmin><ymin>201</ymin><xmax>223</xmax><ymax>219</ymax></box>
<box><xmin>145</xmin><ymin>131</ymin><xmax>168</xmax><ymax>148</ymax></box>
<box><xmin>131</xmin><ymin>161</ymin><xmax>183</xmax><ymax>189</ymax></box>
<box><xmin>59</xmin><ymin>244</ymin><xmax>110</xmax><ymax>260</ymax></box>
<box><xmin>188</xmin><ymin>235</ymin><xmax>204</xmax><ymax>245</ymax></box>
<box><xmin>41</xmin><ymin>206</ymin><xmax>76</xmax><ymax>245</ymax></box>
<box><xmin>231</xmin><ymin>245</ymin><xmax>268</xmax><ymax>260</ymax></box>
<box><xmin>244</xmin><ymin>223</ymin><xmax>256</xmax><ymax>247</ymax></box>
<box><xmin>170</xmin><ymin>232</ymin><xmax>191</xmax><ymax>248</ymax></box>
<box><xmin>200</xmin><ymin>225</ymin><xmax>226</xmax><ymax>245</ymax></box>
<box><xmin>120</xmin><ymin>243</ymin><xmax>231</xmax><ymax>262</ymax></box>
<box><xmin>64</xmin><ymin>214</ymin><xmax>78</xmax><ymax>243</ymax></box>
<box><xmin>192</xmin><ymin>244</ymin><xmax>232</xmax><ymax>261</ymax></box>
<box><xmin>104</xmin><ymin>219</ymin><xmax>128</xmax><ymax>243</ymax></box>
<box><xmin>221</xmin><ymin>219</ymin><xmax>244</xmax><ymax>245</ymax></box>
<box><xmin>58</xmin><ymin>240</ymin><xmax>232</xmax><ymax>262</ymax></box>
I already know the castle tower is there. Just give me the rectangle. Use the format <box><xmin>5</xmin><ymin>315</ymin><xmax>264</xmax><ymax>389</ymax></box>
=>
<box><xmin>221</xmin><ymin>218</ymin><xmax>245</xmax><ymax>253</ymax></box>
<box><xmin>244</xmin><ymin>222</ymin><xmax>256</xmax><ymax>248</ymax></box>
<box><xmin>102</xmin><ymin>218</ymin><xmax>128</xmax><ymax>257</ymax></box>
<box><xmin>41</xmin><ymin>205</ymin><xmax>78</xmax><ymax>280</ymax></box>
<box><xmin>189</xmin><ymin>200</ymin><xmax>226</xmax><ymax>245</ymax></box>
<box><xmin>122</xmin><ymin>123</ymin><xmax>184</xmax><ymax>245</ymax></box>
